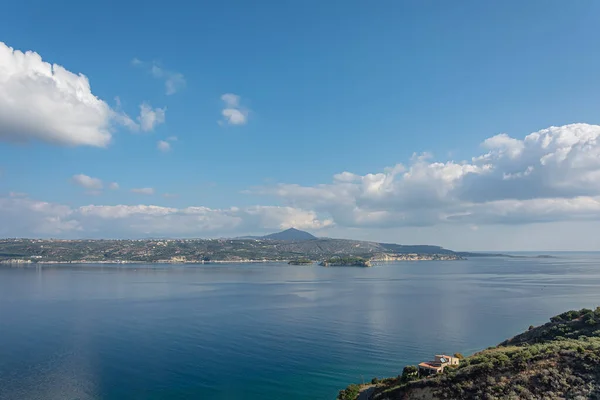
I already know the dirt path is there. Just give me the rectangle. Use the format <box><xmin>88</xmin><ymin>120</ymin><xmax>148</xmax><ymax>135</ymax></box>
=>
<box><xmin>357</xmin><ymin>385</ymin><xmax>376</xmax><ymax>400</ymax></box>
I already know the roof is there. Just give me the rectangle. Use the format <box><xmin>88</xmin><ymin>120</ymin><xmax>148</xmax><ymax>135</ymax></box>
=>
<box><xmin>418</xmin><ymin>362</ymin><xmax>442</xmax><ymax>370</ymax></box>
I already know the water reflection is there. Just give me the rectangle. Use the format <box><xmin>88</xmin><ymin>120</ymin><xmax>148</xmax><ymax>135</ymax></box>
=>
<box><xmin>1</xmin><ymin>256</ymin><xmax>600</xmax><ymax>399</ymax></box>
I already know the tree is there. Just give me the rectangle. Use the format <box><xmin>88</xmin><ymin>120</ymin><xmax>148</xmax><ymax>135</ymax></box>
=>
<box><xmin>454</xmin><ymin>353</ymin><xmax>465</xmax><ymax>359</ymax></box>
<box><xmin>400</xmin><ymin>365</ymin><xmax>418</xmax><ymax>383</ymax></box>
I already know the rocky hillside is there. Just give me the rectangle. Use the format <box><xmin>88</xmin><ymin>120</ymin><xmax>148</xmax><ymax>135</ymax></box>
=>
<box><xmin>341</xmin><ymin>307</ymin><xmax>600</xmax><ymax>400</ymax></box>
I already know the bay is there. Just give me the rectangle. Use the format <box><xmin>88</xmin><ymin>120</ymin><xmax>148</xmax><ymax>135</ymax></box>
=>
<box><xmin>1</xmin><ymin>254</ymin><xmax>600</xmax><ymax>399</ymax></box>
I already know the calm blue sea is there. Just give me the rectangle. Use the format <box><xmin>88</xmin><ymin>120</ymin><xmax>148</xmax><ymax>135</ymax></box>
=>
<box><xmin>1</xmin><ymin>255</ymin><xmax>600</xmax><ymax>400</ymax></box>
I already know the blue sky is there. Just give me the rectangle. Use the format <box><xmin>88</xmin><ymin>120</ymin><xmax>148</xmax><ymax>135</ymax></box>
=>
<box><xmin>2</xmin><ymin>1</ymin><xmax>600</xmax><ymax>250</ymax></box>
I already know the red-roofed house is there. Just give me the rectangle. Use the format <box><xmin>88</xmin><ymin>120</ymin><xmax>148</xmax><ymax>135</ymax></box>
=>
<box><xmin>417</xmin><ymin>355</ymin><xmax>460</xmax><ymax>377</ymax></box>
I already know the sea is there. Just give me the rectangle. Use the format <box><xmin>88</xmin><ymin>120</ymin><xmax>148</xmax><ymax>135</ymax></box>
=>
<box><xmin>1</xmin><ymin>253</ymin><xmax>600</xmax><ymax>400</ymax></box>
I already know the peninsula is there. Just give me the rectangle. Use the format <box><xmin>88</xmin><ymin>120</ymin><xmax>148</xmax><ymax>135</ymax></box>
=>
<box><xmin>0</xmin><ymin>228</ymin><xmax>466</xmax><ymax>265</ymax></box>
<box><xmin>339</xmin><ymin>307</ymin><xmax>600</xmax><ymax>400</ymax></box>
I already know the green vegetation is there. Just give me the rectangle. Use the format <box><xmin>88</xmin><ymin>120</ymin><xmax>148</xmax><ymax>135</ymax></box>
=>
<box><xmin>337</xmin><ymin>384</ymin><xmax>361</xmax><ymax>400</ymax></box>
<box><xmin>339</xmin><ymin>307</ymin><xmax>600</xmax><ymax>400</ymax></box>
<box><xmin>320</xmin><ymin>256</ymin><xmax>372</xmax><ymax>267</ymax></box>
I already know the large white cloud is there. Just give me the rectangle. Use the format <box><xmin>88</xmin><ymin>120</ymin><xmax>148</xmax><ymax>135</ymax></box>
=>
<box><xmin>0</xmin><ymin>196</ymin><xmax>332</xmax><ymax>238</ymax></box>
<box><xmin>257</xmin><ymin>123</ymin><xmax>600</xmax><ymax>228</ymax></box>
<box><xmin>0</xmin><ymin>42</ymin><xmax>113</xmax><ymax>146</ymax></box>
<box><xmin>0</xmin><ymin>42</ymin><xmax>166</xmax><ymax>147</ymax></box>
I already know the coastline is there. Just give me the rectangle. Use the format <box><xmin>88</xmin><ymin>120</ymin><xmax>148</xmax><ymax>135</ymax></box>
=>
<box><xmin>0</xmin><ymin>254</ymin><xmax>464</xmax><ymax>265</ymax></box>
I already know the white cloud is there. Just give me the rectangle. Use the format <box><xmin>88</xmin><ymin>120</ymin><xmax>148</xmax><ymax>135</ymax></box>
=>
<box><xmin>222</xmin><ymin>109</ymin><xmax>248</xmax><ymax>125</ymax></box>
<box><xmin>0</xmin><ymin>41</ymin><xmax>115</xmax><ymax>147</ymax></box>
<box><xmin>157</xmin><ymin>140</ymin><xmax>171</xmax><ymax>152</ymax></box>
<box><xmin>9</xmin><ymin>191</ymin><xmax>27</xmax><ymax>198</ymax></box>
<box><xmin>131</xmin><ymin>187</ymin><xmax>155</xmax><ymax>195</ymax></box>
<box><xmin>0</xmin><ymin>195</ymin><xmax>332</xmax><ymax>238</ymax></box>
<box><xmin>109</xmin><ymin>182</ymin><xmax>119</xmax><ymax>190</ymax></box>
<box><xmin>71</xmin><ymin>174</ymin><xmax>103</xmax><ymax>190</ymax></box>
<box><xmin>132</xmin><ymin>59</ymin><xmax>186</xmax><ymax>95</ymax></box>
<box><xmin>220</xmin><ymin>93</ymin><xmax>248</xmax><ymax>126</ymax></box>
<box><xmin>138</xmin><ymin>103</ymin><xmax>166</xmax><ymax>132</ymax></box>
<box><xmin>0</xmin><ymin>41</ymin><xmax>161</xmax><ymax>147</ymax></box>
<box><xmin>257</xmin><ymin>123</ymin><xmax>600</xmax><ymax>228</ymax></box>
<box><xmin>221</xmin><ymin>94</ymin><xmax>240</xmax><ymax>108</ymax></box>
<box><xmin>0</xmin><ymin>196</ymin><xmax>80</xmax><ymax>236</ymax></box>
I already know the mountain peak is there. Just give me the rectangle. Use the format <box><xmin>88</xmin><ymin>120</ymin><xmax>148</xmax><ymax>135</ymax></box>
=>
<box><xmin>262</xmin><ymin>228</ymin><xmax>317</xmax><ymax>241</ymax></box>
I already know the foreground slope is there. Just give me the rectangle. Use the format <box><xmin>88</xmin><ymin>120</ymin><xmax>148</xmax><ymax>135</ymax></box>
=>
<box><xmin>341</xmin><ymin>307</ymin><xmax>600</xmax><ymax>400</ymax></box>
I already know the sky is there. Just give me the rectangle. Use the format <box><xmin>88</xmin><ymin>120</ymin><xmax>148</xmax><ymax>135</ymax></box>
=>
<box><xmin>2</xmin><ymin>1</ymin><xmax>600</xmax><ymax>250</ymax></box>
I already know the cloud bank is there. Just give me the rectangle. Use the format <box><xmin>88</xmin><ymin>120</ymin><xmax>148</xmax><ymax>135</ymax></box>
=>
<box><xmin>0</xmin><ymin>196</ymin><xmax>332</xmax><ymax>238</ymax></box>
<box><xmin>257</xmin><ymin>123</ymin><xmax>600</xmax><ymax>228</ymax></box>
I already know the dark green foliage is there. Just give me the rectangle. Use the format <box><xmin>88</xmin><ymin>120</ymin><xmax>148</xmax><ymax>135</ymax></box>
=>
<box><xmin>400</xmin><ymin>365</ymin><xmax>418</xmax><ymax>383</ymax></box>
<box><xmin>320</xmin><ymin>256</ymin><xmax>371</xmax><ymax>267</ymax></box>
<box><xmin>337</xmin><ymin>384</ymin><xmax>361</xmax><ymax>400</ymax></box>
<box><xmin>371</xmin><ymin>377</ymin><xmax>380</xmax><ymax>384</ymax></box>
<box><xmin>501</xmin><ymin>307</ymin><xmax>600</xmax><ymax>346</ymax></box>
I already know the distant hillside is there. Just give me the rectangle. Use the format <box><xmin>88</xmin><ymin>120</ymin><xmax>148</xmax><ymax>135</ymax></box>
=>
<box><xmin>0</xmin><ymin>237</ymin><xmax>460</xmax><ymax>263</ymax></box>
<box><xmin>262</xmin><ymin>228</ymin><xmax>317</xmax><ymax>241</ymax></box>
<box><xmin>339</xmin><ymin>307</ymin><xmax>600</xmax><ymax>400</ymax></box>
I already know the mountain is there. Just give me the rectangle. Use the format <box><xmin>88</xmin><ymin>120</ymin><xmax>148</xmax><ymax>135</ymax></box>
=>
<box><xmin>262</xmin><ymin>228</ymin><xmax>317</xmax><ymax>241</ymax></box>
<box><xmin>339</xmin><ymin>307</ymin><xmax>600</xmax><ymax>400</ymax></box>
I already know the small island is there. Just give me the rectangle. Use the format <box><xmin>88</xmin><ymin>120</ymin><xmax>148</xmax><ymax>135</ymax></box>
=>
<box><xmin>319</xmin><ymin>256</ymin><xmax>372</xmax><ymax>267</ymax></box>
<box><xmin>288</xmin><ymin>258</ymin><xmax>314</xmax><ymax>265</ymax></box>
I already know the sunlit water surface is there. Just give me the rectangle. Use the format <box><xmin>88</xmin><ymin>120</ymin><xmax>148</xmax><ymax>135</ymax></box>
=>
<box><xmin>1</xmin><ymin>254</ymin><xmax>600</xmax><ymax>399</ymax></box>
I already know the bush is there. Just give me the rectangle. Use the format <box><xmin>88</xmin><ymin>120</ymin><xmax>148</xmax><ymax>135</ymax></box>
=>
<box><xmin>400</xmin><ymin>365</ymin><xmax>418</xmax><ymax>383</ymax></box>
<box><xmin>337</xmin><ymin>384</ymin><xmax>361</xmax><ymax>400</ymax></box>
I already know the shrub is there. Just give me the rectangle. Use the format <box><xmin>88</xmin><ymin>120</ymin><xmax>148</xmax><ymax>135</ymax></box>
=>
<box><xmin>337</xmin><ymin>384</ymin><xmax>361</xmax><ymax>400</ymax></box>
<box><xmin>400</xmin><ymin>365</ymin><xmax>418</xmax><ymax>383</ymax></box>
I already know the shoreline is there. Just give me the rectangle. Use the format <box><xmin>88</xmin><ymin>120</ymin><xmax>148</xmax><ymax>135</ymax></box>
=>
<box><xmin>0</xmin><ymin>256</ymin><xmax>465</xmax><ymax>265</ymax></box>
